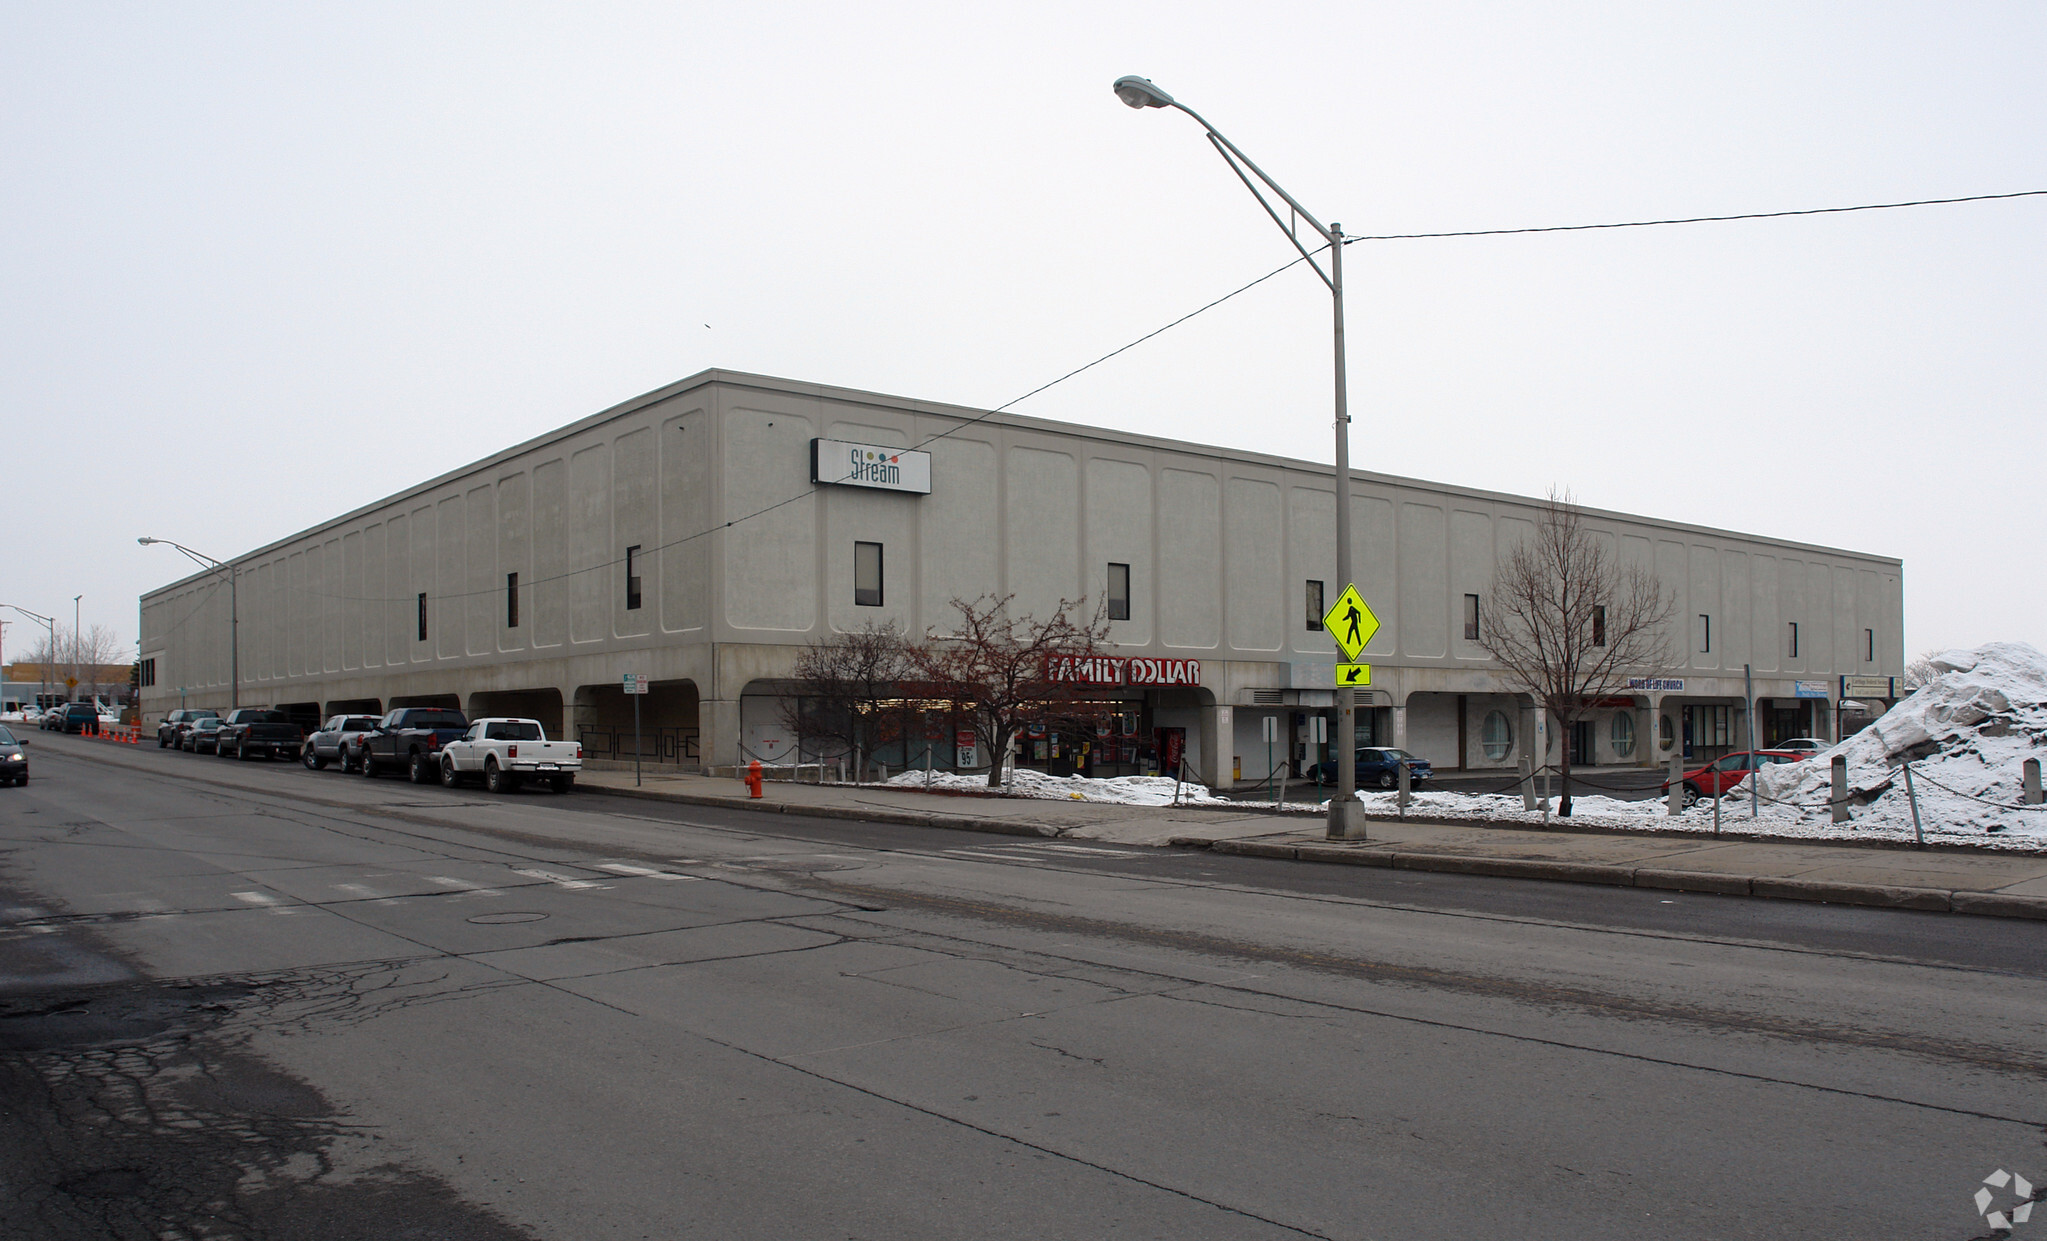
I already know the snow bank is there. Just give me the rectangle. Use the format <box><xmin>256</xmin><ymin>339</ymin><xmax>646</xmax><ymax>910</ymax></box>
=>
<box><xmin>881</xmin><ymin>767</ymin><xmax>1234</xmax><ymax>807</ymax></box>
<box><xmin>1744</xmin><ymin>642</ymin><xmax>2047</xmax><ymax>846</ymax></box>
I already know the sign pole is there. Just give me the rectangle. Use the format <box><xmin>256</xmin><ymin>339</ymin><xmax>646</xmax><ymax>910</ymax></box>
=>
<box><xmin>1745</xmin><ymin>663</ymin><xmax>1757</xmax><ymax>818</ymax></box>
<box><xmin>634</xmin><ymin>687</ymin><xmax>642</xmax><ymax>787</ymax></box>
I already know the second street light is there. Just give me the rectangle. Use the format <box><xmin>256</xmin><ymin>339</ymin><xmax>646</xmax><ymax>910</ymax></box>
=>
<box><xmin>1113</xmin><ymin>75</ymin><xmax>1365</xmax><ymax>839</ymax></box>
<box><xmin>139</xmin><ymin>537</ymin><xmax>240</xmax><ymax>709</ymax></box>
<box><xmin>2</xmin><ymin>604</ymin><xmax>58</xmax><ymax>708</ymax></box>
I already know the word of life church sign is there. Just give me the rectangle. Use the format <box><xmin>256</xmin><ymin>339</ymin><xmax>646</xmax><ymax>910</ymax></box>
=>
<box><xmin>1045</xmin><ymin>656</ymin><xmax>1202</xmax><ymax>687</ymax></box>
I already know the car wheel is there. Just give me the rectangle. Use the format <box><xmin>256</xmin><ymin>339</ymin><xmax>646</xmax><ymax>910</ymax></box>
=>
<box><xmin>550</xmin><ymin>774</ymin><xmax>574</xmax><ymax>794</ymax></box>
<box><xmin>239</xmin><ymin>741</ymin><xmax>255</xmax><ymax>760</ymax></box>
<box><xmin>360</xmin><ymin>748</ymin><xmax>377</xmax><ymax>778</ymax></box>
<box><xmin>337</xmin><ymin>746</ymin><xmax>355</xmax><ymax>774</ymax></box>
<box><xmin>409</xmin><ymin>752</ymin><xmax>433</xmax><ymax>784</ymax></box>
<box><xmin>1376</xmin><ymin>771</ymin><xmax>1396</xmax><ymax>790</ymax></box>
<box><xmin>1681</xmin><ymin>784</ymin><xmax>1701</xmax><ymax>807</ymax></box>
<box><xmin>302</xmin><ymin>745</ymin><xmax>323</xmax><ymax>770</ymax></box>
<box><xmin>158</xmin><ymin>733</ymin><xmax>169</xmax><ymax>748</ymax></box>
<box><xmin>484</xmin><ymin>758</ymin><xmax>517</xmax><ymax>795</ymax></box>
<box><xmin>440</xmin><ymin>757</ymin><xmax>460</xmax><ymax>788</ymax></box>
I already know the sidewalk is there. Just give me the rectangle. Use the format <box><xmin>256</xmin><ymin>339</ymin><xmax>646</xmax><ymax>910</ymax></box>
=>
<box><xmin>576</xmin><ymin>767</ymin><xmax>2047</xmax><ymax>921</ymax></box>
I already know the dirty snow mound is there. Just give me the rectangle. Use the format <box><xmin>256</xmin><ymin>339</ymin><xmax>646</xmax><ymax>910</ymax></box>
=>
<box><xmin>1751</xmin><ymin>642</ymin><xmax>2047</xmax><ymax>841</ymax></box>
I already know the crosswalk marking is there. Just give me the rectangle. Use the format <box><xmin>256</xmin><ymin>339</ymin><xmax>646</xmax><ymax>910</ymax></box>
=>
<box><xmin>596</xmin><ymin>863</ymin><xmax>701</xmax><ymax>882</ymax></box>
<box><xmin>510</xmin><ymin>867</ymin><xmax>609</xmax><ymax>890</ymax></box>
<box><xmin>229</xmin><ymin>890</ymin><xmax>296</xmax><ymax>915</ymax></box>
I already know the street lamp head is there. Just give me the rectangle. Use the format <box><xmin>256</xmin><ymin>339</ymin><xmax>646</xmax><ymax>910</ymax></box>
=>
<box><xmin>137</xmin><ymin>537</ymin><xmax>156</xmax><ymax>545</ymax></box>
<box><xmin>1112</xmin><ymin>75</ymin><xmax>1174</xmax><ymax>110</ymax></box>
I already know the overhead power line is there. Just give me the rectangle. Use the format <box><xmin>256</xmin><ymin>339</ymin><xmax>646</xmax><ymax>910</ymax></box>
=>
<box><xmin>1344</xmin><ymin>189</ymin><xmax>2047</xmax><ymax>242</ymax></box>
<box><xmin>253</xmin><ymin>186</ymin><xmax>2040</xmax><ymax>607</ymax></box>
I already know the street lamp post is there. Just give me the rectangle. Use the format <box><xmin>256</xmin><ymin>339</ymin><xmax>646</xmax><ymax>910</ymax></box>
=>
<box><xmin>1113</xmin><ymin>75</ymin><xmax>1363</xmax><ymax>839</ymax></box>
<box><xmin>2</xmin><ymin>604</ymin><xmax>58</xmax><ymax>708</ymax></box>
<box><xmin>138</xmin><ymin>538</ymin><xmax>239</xmax><ymax>709</ymax></box>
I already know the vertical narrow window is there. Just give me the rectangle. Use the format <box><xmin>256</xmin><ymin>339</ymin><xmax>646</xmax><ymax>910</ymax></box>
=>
<box><xmin>1865</xmin><ymin>628</ymin><xmax>1875</xmax><ymax>662</ymax></box>
<box><xmin>1463</xmin><ymin>594</ymin><xmax>1481</xmax><ymax>641</ymax></box>
<box><xmin>854</xmin><ymin>541</ymin><xmax>883</xmax><ymax>607</ymax></box>
<box><xmin>506</xmin><ymin>573</ymin><xmax>520</xmax><ymax>628</ymax></box>
<box><xmin>417</xmin><ymin>593</ymin><xmax>428</xmax><ymax>641</ymax></box>
<box><xmin>625</xmin><ymin>545</ymin><xmax>642</xmax><ymax>611</ymax></box>
<box><xmin>1698</xmin><ymin>614</ymin><xmax>1711</xmax><ymax>653</ymax></box>
<box><xmin>1305</xmin><ymin>580</ymin><xmax>1325</xmax><ymax>631</ymax></box>
<box><xmin>1106</xmin><ymin>562</ymin><xmax>1130</xmax><ymax>621</ymax></box>
<box><xmin>1787</xmin><ymin>621</ymin><xmax>1798</xmax><ymax>658</ymax></box>
<box><xmin>1591</xmin><ymin>605</ymin><xmax>1607</xmax><ymax>647</ymax></box>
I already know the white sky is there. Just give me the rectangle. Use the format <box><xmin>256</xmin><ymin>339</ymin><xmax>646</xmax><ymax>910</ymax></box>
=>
<box><xmin>4</xmin><ymin>2</ymin><xmax>2042</xmax><ymax>662</ymax></box>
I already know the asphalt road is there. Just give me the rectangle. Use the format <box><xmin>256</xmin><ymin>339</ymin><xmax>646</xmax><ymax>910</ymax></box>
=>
<box><xmin>2</xmin><ymin>739</ymin><xmax>2042</xmax><ymax>1239</ymax></box>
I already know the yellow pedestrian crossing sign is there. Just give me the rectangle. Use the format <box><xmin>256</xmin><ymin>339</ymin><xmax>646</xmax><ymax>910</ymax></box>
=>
<box><xmin>1335</xmin><ymin>662</ymin><xmax>1371</xmax><ymax>687</ymax></box>
<box><xmin>1322</xmin><ymin>583</ymin><xmax>1379</xmax><ymax>661</ymax></box>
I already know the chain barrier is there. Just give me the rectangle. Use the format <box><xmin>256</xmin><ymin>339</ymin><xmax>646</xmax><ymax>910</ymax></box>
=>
<box><xmin>1899</xmin><ymin>763</ymin><xmax>2047</xmax><ymax>812</ymax></box>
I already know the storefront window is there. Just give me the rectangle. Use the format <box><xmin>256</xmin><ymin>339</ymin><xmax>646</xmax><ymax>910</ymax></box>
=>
<box><xmin>1480</xmin><ymin>711</ymin><xmax>1512</xmax><ymax>760</ymax></box>
<box><xmin>1610</xmin><ymin>712</ymin><xmax>1635</xmax><ymax>759</ymax></box>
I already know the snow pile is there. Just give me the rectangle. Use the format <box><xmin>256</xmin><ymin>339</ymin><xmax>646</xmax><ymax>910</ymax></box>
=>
<box><xmin>881</xmin><ymin>767</ymin><xmax>1233</xmax><ymax>807</ymax></box>
<box><xmin>1749</xmin><ymin>642</ymin><xmax>2047</xmax><ymax>845</ymax></box>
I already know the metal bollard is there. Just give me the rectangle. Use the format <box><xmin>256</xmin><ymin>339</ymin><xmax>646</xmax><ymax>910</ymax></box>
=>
<box><xmin>1397</xmin><ymin>761</ymin><xmax>1411</xmax><ymax>817</ymax></box>
<box><xmin>1901</xmin><ymin>761</ymin><xmax>1924</xmax><ymax>848</ymax></box>
<box><xmin>1667</xmin><ymin>755</ymin><xmax>1684</xmax><ymax>817</ymax></box>
<box><xmin>1831</xmin><ymin>755</ymin><xmax>1849</xmax><ymax>824</ymax></box>
<box><xmin>1520</xmin><ymin>757</ymin><xmax>1537</xmax><ymax>811</ymax></box>
<box><xmin>2026</xmin><ymin>758</ymin><xmax>2042</xmax><ymax>805</ymax></box>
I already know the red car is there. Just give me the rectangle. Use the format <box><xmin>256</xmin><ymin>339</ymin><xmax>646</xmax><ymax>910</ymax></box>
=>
<box><xmin>1663</xmin><ymin>749</ymin><xmax>1810</xmax><ymax>806</ymax></box>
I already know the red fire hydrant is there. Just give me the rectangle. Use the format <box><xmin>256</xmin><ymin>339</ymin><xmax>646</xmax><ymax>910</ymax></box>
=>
<box><xmin>746</xmin><ymin>759</ymin><xmax>764</xmax><ymax>799</ymax></box>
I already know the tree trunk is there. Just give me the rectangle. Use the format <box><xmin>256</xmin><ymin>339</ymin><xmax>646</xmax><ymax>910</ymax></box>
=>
<box><xmin>984</xmin><ymin>726</ymin><xmax>1010</xmax><ymax>789</ymax></box>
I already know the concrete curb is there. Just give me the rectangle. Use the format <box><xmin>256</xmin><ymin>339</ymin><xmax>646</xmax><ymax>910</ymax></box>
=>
<box><xmin>1180</xmin><ymin>837</ymin><xmax>2047</xmax><ymax>921</ymax></box>
<box><xmin>588</xmin><ymin>782</ymin><xmax>1061</xmax><ymax>838</ymax></box>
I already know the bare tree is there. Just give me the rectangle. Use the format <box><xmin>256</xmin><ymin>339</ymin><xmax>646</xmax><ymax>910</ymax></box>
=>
<box><xmin>1479</xmin><ymin>489</ymin><xmax>1674</xmax><ymax>816</ymax></box>
<box><xmin>76</xmin><ymin>625</ymin><xmax>131</xmax><ymax>706</ymax></box>
<box><xmin>780</xmin><ymin>621</ymin><xmax>910</xmax><ymax>781</ymax></box>
<box><xmin>905</xmin><ymin>594</ymin><xmax>1112</xmax><ymax>789</ymax></box>
<box><xmin>1902</xmin><ymin>650</ymin><xmax>1943</xmax><ymax>690</ymax></box>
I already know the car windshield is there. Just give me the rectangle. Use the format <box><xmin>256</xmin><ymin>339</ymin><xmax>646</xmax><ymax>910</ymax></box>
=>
<box><xmin>0</xmin><ymin>726</ymin><xmax>16</xmax><ymax>744</ymax></box>
<box><xmin>484</xmin><ymin>722</ymin><xmax>543</xmax><ymax>741</ymax></box>
<box><xmin>1377</xmin><ymin>749</ymin><xmax>1415</xmax><ymax>762</ymax></box>
<box><xmin>409</xmin><ymin>711</ymin><xmax>467</xmax><ymax>729</ymax></box>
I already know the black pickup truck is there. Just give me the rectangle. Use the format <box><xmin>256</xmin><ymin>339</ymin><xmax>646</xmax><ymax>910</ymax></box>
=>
<box><xmin>216</xmin><ymin>709</ymin><xmax>306</xmax><ymax>761</ymax></box>
<box><xmin>354</xmin><ymin>708</ymin><xmax>471</xmax><ymax>783</ymax></box>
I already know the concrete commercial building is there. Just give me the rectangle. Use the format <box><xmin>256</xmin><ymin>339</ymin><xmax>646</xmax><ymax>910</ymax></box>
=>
<box><xmin>138</xmin><ymin>370</ymin><xmax>1904</xmax><ymax>786</ymax></box>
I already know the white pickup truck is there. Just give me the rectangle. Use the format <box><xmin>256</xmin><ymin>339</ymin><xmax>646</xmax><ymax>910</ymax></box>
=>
<box><xmin>438</xmin><ymin>718</ymin><xmax>582</xmax><ymax>793</ymax></box>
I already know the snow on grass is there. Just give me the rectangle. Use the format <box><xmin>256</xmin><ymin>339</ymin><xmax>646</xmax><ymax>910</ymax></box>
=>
<box><xmin>881</xmin><ymin>767</ymin><xmax>1234</xmax><ymax>806</ymax></box>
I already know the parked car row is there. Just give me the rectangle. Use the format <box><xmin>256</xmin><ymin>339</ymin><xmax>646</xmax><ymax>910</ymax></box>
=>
<box><xmin>152</xmin><ymin>706</ymin><xmax>581</xmax><ymax>793</ymax></box>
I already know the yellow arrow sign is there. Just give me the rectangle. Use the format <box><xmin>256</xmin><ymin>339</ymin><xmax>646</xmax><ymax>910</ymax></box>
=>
<box><xmin>1335</xmin><ymin>662</ymin><xmax>1371</xmax><ymax>687</ymax></box>
<box><xmin>1322</xmin><ymin>583</ymin><xmax>1379</xmax><ymax>662</ymax></box>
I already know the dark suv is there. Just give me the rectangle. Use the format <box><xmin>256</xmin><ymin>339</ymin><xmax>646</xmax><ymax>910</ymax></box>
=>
<box><xmin>1313</xmin><ymin>746</ymin><xmax>1433</xmax><ymax>790</ymax></box>
<box><xmin>56</xmin><ymin>703</ymin><xmax>101</xmax><ymax>735</ymax></box>
<box><xmin>157</xmin><ymin>708</ymin><xmax>220</xmax><ymax>748</ymax></box>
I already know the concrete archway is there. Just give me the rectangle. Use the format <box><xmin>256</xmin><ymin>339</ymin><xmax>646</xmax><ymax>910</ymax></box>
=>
<box><xmin>571</xmin><ymin>680</ymin><xmax>700</xmax><ymax>768</ymax></box>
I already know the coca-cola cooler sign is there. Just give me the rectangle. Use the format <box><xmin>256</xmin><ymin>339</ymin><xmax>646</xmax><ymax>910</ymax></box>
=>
<box><xmin>1045</xmin><ymin>656</ymin><xmax>1202</xmax><ymax>687</ymax></box>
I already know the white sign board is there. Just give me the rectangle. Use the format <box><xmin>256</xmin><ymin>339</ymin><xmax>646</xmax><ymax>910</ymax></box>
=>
<box><xmin>622</xmin><ymin>673</ymin><xmax>648</xmax><ymax>695</ymax></box>
<box><xmin>811</xmin><ymin>439</ymin><xmax>932</xmax><ymax>495</ymax></box>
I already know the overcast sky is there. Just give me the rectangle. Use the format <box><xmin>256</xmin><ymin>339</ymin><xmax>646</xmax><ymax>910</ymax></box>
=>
<box><xmin>3</xmin><ymin>2</ymin><xmax>2041</xmax><ymax>663</ymax></box>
